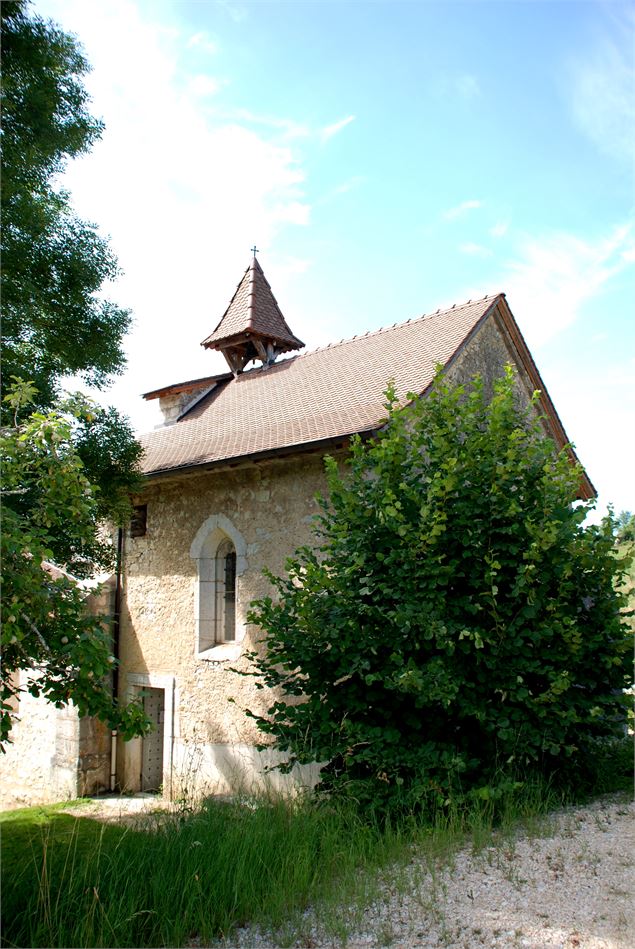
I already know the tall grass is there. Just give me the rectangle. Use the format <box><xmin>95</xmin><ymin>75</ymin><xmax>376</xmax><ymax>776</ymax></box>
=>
<box><xmin>2</xmin><ymin>750</ymin><xmax>632</xmax><ymax>949</ymax></box>
<box><xmin>2</xmin><ymin>793</ymin><xmax>406</xmax><ymax>948</ymax></box>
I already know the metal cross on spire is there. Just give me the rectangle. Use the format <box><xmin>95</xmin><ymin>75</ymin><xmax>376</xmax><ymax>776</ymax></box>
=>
<box><xmin>250</xmin><ymin>245</ymin><xmax>259</xmax><ymax>258</ymax></box>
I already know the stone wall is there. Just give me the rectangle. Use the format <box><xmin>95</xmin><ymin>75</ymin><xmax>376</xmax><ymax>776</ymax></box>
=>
<box><xmin>447</xmin><ymin>309</ymin><xmax>536</xmax><ymax>407</ymax></box>
<box><xmin>0</xmin><ymin>583</ymin><xmax>116</xmax><ymax>808</ymax></box>
<box><xmin>118</xmin><ymin>450</ymin><xmax>328</xmax><ymax>795</ymax></box>
<box><xmin>0</xmin><ymin>671</ymin><xmax>77</xmax><ymax>807</ymax></box>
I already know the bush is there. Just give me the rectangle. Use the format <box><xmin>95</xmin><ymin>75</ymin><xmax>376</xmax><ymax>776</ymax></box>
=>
<box><xmin>246</xmin><ymin>368</ymin><xmax>632</xmax><ymax>813</ymax></box>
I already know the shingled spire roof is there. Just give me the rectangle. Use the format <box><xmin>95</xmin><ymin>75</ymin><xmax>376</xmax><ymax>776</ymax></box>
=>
<box><xmin>201</xmin><ymin>257</ymin><xmax>304</xmax><ymax>375</ymax></box>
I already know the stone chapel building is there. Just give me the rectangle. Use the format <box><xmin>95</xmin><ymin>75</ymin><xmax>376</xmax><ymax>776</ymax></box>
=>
<box><xmin>115</xmin><ymin>258</ymin><xmax>593</xmax><ymax>799</ymax></box>
<box><xmin>0</xmin><ymin>258</ymin><xmax>594</xmax><ymax>805</ymax></box>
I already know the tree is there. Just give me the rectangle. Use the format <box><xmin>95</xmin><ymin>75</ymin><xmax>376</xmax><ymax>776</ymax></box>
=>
<box><xmin>615</xmin><ymin>511</ymin><xmax>635</xmax><ymax>545</ymax></box>
<box><xmin>1</xmin><ymin>384</ymin><xmax>148</xmax><ymax>745</ymax></box>
<box><xmin>0</xmin><ymin>2</ymin><xmax>147</xmax><ymax>743</ymax></box>
<box><xmin>1</xmin><ymin>0</ymin><xmax>129</xmax><ymax>412</ymax></box>
<box><xmin>246</xmin><ymin>369</ymin><xmax>632</xmax><ymax>811</ymax></box>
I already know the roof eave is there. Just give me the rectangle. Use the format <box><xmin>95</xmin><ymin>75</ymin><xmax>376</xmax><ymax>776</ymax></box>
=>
<box><xmin>143</xmin><ymin>372</ymin><xmax>232</xmax><ymax>401</ymax></box>
<box><xmin>201</xmin><ymin>328</ymin><xmax>305</xmax><ymax>352</ymax></box>
<box><xmin>140</xmin><ymin>430</ymin><xmax>374</xmax><ymax>484</ymax></box>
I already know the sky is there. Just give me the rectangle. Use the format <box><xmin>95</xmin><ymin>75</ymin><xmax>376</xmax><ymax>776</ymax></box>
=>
<box><xmin>34</xmin><ymin>0</ymin><xmax>635</xmax><ymax>518</ymax></box>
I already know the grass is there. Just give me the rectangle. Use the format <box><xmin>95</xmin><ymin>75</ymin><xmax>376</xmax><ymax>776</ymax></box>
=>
<box><xmin>3</xmin><ymin>758</ymin><xmax>632</xmax><ymax>949</ymax></box>
<box><xmin>1</xmin><ymin>793</ymin><xmax>405</xmax><ymax>948</ymax></box>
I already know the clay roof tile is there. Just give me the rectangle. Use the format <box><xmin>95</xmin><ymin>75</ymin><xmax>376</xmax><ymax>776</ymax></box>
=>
<box><xmin>201</xmin><ymin>257</ymin><xmax>304</xmax><ymax>352</ymax></box>
<box><xmin>140</xmin><ymin>295</ymin><xmax>500</xmax><ymax>476</ymax></box>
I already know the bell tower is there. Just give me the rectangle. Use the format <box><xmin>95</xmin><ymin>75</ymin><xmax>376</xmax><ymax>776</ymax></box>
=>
<box><xmin>201</xmin><ymin>254</ymin><xmax>304</xmax><ymax>376</ymax></box>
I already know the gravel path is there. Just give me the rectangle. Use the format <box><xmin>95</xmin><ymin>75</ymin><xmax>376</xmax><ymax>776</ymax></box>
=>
<box><xmin>225</xmin><ymin>796</ymin><xmax>634</xmax><ymax>949</ymax></box>
<box><xmin>61</xmin><ymin>792</ymin><xmax>634</xmax><ymax>948</ymax></box>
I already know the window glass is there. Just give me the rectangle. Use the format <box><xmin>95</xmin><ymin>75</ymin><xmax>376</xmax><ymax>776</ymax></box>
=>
<box><xmin>214</xmin><ymin>539</ymin><xmax>236</xmax><ymax>643</ymax></box>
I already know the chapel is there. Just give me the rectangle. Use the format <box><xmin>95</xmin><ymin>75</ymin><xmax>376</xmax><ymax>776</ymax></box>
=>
<box><xmin>0</xmin><ymin>257</ymin><xmax>594</xmax><ymax>804</ymax></box>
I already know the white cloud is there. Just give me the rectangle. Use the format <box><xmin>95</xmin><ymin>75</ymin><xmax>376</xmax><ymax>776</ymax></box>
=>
<box><xmin>321</xmin><ymin>115</ymin><xmax>355</xmax><ymax>143</ymax></box>
<box><xmin>502</xmin><ymin>224</ymin><xmax>635</xmax><ymax>347</ymax></box>
<box><xmin>459</xmin><ymin>242</ymin><xmax>492</xmax><ymax>258</ymax></box>
<box><xmin>539</xmin><ymin>360</ymin><xmax>635</xmax><ymax>518</ymax></box>
<box><xmin>185</xmin><ymin>74</ymin><xmax>226</xmax><ymax>98</ymax></box>
<box><xmin>187</xmin><ymin>31</ymin><xmax>219</xmax><ymax>55</ymax></box>
<box><xmin>228</xmin><ymin>108</ymin><xmax>310</xmax><ymax>140</ymax></box>
<box><xmin>332</xmin><ymin>176</ymin><xmax>365</xmax><ymax>195</ymax></box>
<box><xmin>566</xmin><ymin>9</ymin><xmax>635</xmax><ymax>163</ymax></box>
<box><xmin>489</xmin><ymin>221</ymin><xmax>508</xmax><ymax>239</ymax></box>
<box><xmin>34</xmin><ymin>0</ymin><xmax>311</xmax><ymax>432</ymax></box>
<box><xmin>443</xmin><ymin>199</ymin><xmax>483</xmax><ymax>221</ymax></box>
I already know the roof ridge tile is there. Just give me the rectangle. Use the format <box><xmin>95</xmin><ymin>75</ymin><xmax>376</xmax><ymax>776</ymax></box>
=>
<box><xmin>281</xmin><ymin>293</ymin><xmax>500</xmax><ymax>364</ymax></box>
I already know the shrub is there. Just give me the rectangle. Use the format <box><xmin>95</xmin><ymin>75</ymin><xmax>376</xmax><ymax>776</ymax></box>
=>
<box><xmin>245</xmin><ymin>368</ymin><xmax>632</xmax><ymax>812</ymax></box>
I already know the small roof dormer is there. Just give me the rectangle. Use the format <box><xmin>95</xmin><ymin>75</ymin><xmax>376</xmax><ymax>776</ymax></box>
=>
<box><xmin>201</xmin><ymin>256</ymin><xmax>304</xmax><ymax>376</ymax></box>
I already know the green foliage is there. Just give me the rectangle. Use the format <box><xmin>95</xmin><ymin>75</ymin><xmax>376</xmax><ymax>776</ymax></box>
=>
<box><xmin>615</xmin><ymin>511</ymin><xmax>635</xmax><ymax>544</ymax></box>
<box><xmin>246</xmin><ymin>368</ymin><xmax>632</xmax><ymax>812</ymax></box>
<box><xmin>0</xmin><ymin>3</ymin><xmax>147</xmax><ymax>742</ymax></box>
<box><xmin>1</xmin><ymin>0</ymin><xmax>130</xmax><ymax>412</ymax></box>
<box><xmin>1</xmin><ymin>381</ymin><xmax>147</xmax><ymax>745</ymax></box>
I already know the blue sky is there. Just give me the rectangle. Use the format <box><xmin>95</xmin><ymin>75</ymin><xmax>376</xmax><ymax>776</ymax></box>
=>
<box><xmin>35</xmin><ymin>0</ymin><xmax>634</xmax><ymax>517</ymax></box>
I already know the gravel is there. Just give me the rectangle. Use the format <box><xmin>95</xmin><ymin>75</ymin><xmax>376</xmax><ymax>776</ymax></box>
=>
<box><xmin>61</xmin><ymin>792</ymin><xmax>634</xmax><ymax>948</ymax></box>
<box><xmin>223</xmin><ymin>796</ymin><xmax>634</xmax><ymax>949</ymax></box>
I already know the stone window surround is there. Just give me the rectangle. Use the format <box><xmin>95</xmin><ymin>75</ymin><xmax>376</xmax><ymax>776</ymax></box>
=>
<box><xmin>190</xmin><ymin>514</ymin><xmax>248</xmax><ymax>662</ymax></box>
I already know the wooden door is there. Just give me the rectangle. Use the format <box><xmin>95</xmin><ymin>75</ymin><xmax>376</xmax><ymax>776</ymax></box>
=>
<box><xmin>141</xmin><ymin>688</ymin><xmax>165</xmax><ymax>792</ymax></box>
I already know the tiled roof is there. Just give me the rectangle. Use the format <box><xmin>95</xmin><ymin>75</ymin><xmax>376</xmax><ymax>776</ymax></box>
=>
<box><xmin>140</xmin><ymin>295</ymin><xmax>499</xmax><ymax>476</ymax></box>
<box><xmin>201</xmin><ymin>258</ymin><xmax>304</xmax><ymax>351</ymax></box>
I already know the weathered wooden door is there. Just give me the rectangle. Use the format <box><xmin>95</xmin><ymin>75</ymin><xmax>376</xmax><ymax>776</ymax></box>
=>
<box><xmin>141</xmin><ymin>688</ymin><xmax>165</xmax><ymax>792</ymax></box>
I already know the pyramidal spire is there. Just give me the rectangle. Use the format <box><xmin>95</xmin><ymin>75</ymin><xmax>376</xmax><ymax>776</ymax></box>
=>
<box><xmin>201</xmin><ymin>257</ymin><xmax>304</xmax><ymax>376</ymax></box>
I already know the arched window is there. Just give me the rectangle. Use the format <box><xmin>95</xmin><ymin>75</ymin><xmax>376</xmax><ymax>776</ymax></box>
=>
<box><xmin>215</xmin><ymin>538</ymin><xmax>236</xmax><ymax>643</ymax></box>
<box><xmin>190</xmin><ymin>515</ymin><xmax>247</xmax><ymax>659</ymax></box>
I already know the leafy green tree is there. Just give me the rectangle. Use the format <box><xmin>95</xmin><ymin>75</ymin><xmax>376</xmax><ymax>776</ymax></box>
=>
<box><xmin>246</xmin><ymin>369</ymin><xmax>632</xmax><ymax>811</ymax></box>
<box><xmin>0</xmin><ymin>3</ymin><xmax>147</xmax><ymax>743</ymax></box>
<box><xmin>1</xmin><ymin>382</ymin><xmax>148</xmax><ymax>745</ymax></box>
<box><xmin>615</xmin><ymin>511</ymin><xmax>635</xmax><ymax>545</ymax></box>
<box><xmin>1</xmin><ymin>0</ymin><xmax>129</xmax><ymax>412</ymax></box>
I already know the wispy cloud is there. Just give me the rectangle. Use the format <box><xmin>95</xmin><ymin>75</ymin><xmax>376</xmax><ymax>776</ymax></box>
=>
<box><xmin>489</xmin><ymin>221</ymin><xmax>508</xmax><ymax>239</ymax></box>
<box><xmin>502</xmin><ymin>224</ymin><xmax>635</xmax><ymax>347</ymax></box>
<box><xmin>434</xmin><ymin>73</ymin><xmax>482</xmax><ymax>101</ymax></box>
<box><xmin>316</xmin><ymin>176</ymin><xmax>367</xmax><ymax>207</ymax></box>
<box><xmin>459</xmin><ymin>242</ymin><xmax>492</xmax><ymax>258</ymax></box>
<box><xmin>321</xmin><ymin>115</ymin><xmax>355</xmax><ymax>143</ymax></box>
<box><xmin>443</xmin><ymin>199</ymin><xmax>483</xmax><ymax>221</ymax></box>
<box><xmin>227</xmin><ymin>108</ymin><xmax>310</xmax><ymax>140</ymax></box>
<box><xmin>216</xmin><ymin>0</ymin><xmax>248</xmax><ymax>24</ymax></box>
<box><xmin>331</xmin><ymin>176</ymin><xmax>365</xmax><ymax>196</ymax></box>
<box><xmin>187</xmin><ymin>31</ymin><xmax>219</xmax><ymax>55</ymax></box>
<box><xmin>455</xmin><ymin>74</ymin><xmax>480</xmax><ymax>100</ymax></box>
<box><xmin>565</xmin><ymin>8</ymin><xmax>635</xmax><ymax>163</ymax></box>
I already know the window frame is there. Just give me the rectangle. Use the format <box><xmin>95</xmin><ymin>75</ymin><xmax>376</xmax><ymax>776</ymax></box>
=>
<box><xmin>189</xmin><ymin>515</ymin><xmax>247</xmax><ymax>661</ymax></box>
<box><xmin>130</xmin><ymin>504</ymin><xmax>148</xmax><ymax>538</ymax></box>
